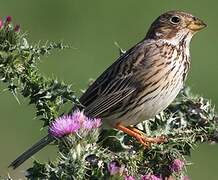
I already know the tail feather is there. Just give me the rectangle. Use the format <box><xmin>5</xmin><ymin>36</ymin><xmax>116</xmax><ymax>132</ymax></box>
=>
<box><xmin>9</xmin><ymin>135</ymin><xmax>53</xmax><ymax>169</ymax></box>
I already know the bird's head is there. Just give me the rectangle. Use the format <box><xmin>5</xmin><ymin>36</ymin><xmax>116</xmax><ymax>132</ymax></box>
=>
<box><xmin>146</xmin><ymin>11</ymin><xmax>207</xmax><ymax>44</ymax></box>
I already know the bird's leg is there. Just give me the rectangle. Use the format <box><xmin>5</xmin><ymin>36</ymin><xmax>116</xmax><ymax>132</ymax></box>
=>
<box><xmin>115</xmin><ymin>123</ymin><xmax>149</xmax><ymax>146</ymax></box>
<box><xmin>115</xmin><ymin>123</ymin><xmax>167</xmax><ymax>147</ymax></box>
<box><xmin>129</xmin><ymin>127</ymin><xmax>167</xmax><ymax>144</ymax></box>
<box><xmin>128</xmin><ymin>127</ymin><xmax>145</xmax><ymax>136</ymax></box>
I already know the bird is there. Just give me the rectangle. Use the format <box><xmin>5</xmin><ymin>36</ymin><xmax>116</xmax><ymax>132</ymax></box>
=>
<box><xmin>9</xmin><ymin>10</ymin><xmax>206</xmax><ymax>169</ymax></box>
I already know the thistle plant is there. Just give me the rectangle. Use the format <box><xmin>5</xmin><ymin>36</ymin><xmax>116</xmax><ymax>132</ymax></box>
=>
<box><xmin>0</xmin><ymin>17</ymin><xmax>217</xmax><ymax>180</ymax></box>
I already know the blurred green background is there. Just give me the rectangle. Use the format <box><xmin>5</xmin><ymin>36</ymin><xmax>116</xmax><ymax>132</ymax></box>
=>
<box><xmin>0</xmin><ymin>0</ymin><xmax>217</xmax><ymax>179</ymax></box>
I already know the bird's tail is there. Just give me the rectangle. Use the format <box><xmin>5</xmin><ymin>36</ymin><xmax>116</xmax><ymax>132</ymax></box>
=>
<box><xmin>9</xmin><ymin>135</ymin><xmax>53</xmax><ymax>169</ymax></box>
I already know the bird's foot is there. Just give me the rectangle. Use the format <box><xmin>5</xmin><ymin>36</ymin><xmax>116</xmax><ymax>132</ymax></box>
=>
<box><xmin>115</xmin><ymin>123</ymin><xmax>167</xmax><ymax>147</ymax></box>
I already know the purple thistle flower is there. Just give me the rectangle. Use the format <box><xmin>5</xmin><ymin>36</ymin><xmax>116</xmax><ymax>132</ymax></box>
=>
<box><xmin>92</xmin><ymin>117</ymin><xmax>101</xmax><ymax>128</ymax></box>
<box><xmin>169</xmin><ymin>159</ymin><xmax>185</xmax><ymax>173</ymax></box>
<box><xmin>6</xmin><ymin>16</ymin><xmax>12</xmax><ymax>23</ymax></box>
<box><xmin>108</xmin><ymin>161</ymin><xmax>120</xmax><ymax>175</ymax></box>
<box><xmin>83</xmin><ymin>117</ymin><xmax>101</xmax><ymax>130</ymax></box>
<box><xmin>48</xmin><ymin>110</ymin><xmax>101</xmax><ymax>138</ymax></box>
<box><xmin>49</xmin><ymin>114</ymin><xmax>81</xmax><ymax>138</ymax></box>
<box><xmin>141</xmin><ymin>174</ymin><xmax>162</xmax><ymax>180</ymax></box>
<box><xmin>182</xmin><ymin>176</ymin><xmax>190</xmax><ymax>180</ymax></box>
<box><xmin>14</xmin><ymin>24</ymin><xmax>20</xmax><ymax>32</ymax></box>
<box><xmin>0</xmin><ymin>19</ymin><xmax>3</xmax><ymax>29</ymax></box>
<box><xmin>83</xmin><ymin>119</ymin><xmax>94</xmax><ymax>129</ymax></box>
<box><xmin>125</xmin><ymin>175</ymin><xmax>135</xmax><ymax>180</ymax></box>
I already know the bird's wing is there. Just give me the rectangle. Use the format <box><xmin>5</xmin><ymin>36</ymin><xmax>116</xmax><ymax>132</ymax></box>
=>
<box><xmin>79</xmin><ymin>42</ymin><xmax>150</xmax><ymax>117</ymax></box>
<box><xmin>82</xmin><ymin>76</ymin><xmax>137</xmax><ymax>117</ymax></box>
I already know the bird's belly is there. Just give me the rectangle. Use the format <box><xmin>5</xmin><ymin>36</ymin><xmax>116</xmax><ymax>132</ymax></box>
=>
<box><xmin>103</xmin><ymin>77</ymin><xmax>184</xmax><ymax>128</ymax></box>
<box><xmin>140</xmin><ymin>80</ymin><xmax>183</xmax><ymax>120</ymax></box>
<box><xmin>119</xmin><ymin>81</ymin><xmax>183</xmax><ymax>127</ymax></box>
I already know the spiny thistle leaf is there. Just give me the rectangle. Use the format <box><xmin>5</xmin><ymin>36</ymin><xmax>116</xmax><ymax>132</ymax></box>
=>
<box><xmin>0</xmin><ymin>17</ymin><xmax>79</xmax><ymax>126</ymax></box>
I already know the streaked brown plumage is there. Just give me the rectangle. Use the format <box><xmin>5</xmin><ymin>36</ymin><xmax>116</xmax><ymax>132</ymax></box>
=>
<box><xmin>9</xmin><ymin>10</ymin><xmax>206</xmax><ymax>169</ymax></box>
<box><xmin>80</xmin><ymin>11</ymin><xmax>206</xmax><ymax>135</ymax></box>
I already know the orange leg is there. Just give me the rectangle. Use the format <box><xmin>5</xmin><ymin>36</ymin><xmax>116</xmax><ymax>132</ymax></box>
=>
<box><xmin>115</xmin><ymin>123</ymin><xmax>167</xmax><ymax>147</ymax></box>
<box><xmin>128</xmin><ymin>127</ymin><xmax>145</xmax><ymax>136</ymax></box>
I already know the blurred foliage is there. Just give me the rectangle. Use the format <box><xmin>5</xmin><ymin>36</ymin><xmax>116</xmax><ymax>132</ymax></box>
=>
<box><xmin>0</xmin><ymin>0</ymin><xmax>217</xmax><ymax>179</ymax></box>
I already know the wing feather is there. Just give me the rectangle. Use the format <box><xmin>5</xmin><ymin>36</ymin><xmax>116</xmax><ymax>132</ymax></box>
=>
<box><xmin>84</xmin><ymin>87</ymin><xmax>135</xmax><ymax>117</ymax></box>
<box><xmin>79</xmin><ymin>41</ymin><xmax>150</xmax><ymax>117</ymax></box>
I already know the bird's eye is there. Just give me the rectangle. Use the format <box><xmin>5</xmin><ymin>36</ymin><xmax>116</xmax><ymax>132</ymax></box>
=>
<box><xmin>170</xmin><ymin>16</ymin><xmax>180</xmax><ymax>24</ymax></box>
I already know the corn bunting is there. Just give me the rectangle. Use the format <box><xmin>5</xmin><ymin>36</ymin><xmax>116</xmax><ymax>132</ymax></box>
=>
<box><xmin>10</xmin><ymin>10</ymin><xmax>206</xmax><ymax>169</ymax></box>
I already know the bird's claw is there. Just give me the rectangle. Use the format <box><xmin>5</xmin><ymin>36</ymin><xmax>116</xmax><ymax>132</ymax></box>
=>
<box><xmin>136</xmin><ymin>134</ymin><xmax>168</xmax><ymax>148</ymax></box>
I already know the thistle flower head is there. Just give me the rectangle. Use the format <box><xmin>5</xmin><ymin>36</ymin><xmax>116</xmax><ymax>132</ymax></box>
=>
<box><xmin>107</xmin><ymin>161</ymin><xmax>121</xmax><ymax>175</ymax></box>
<box><xmin>169</xmin><ymin>159</ymin><xmax>185</xmax><ymax>173</ymax></box>
<box><xmin>125</xmin><ymin>175</ymin><xmax>135</xmax><ymax>180</ymax></box>
<box><xmin>6</xmin><ymin>16</ymin><xmax>12</xmax><ymax>23</ymax></box>
<box><xmin>0</xmin><ymin>19</ymin><xmax>3</xmax><ymax>29</ymax></box>
<box><xmin>182</xmin><ymin>176</ymin><xmax>190</xmax><ymax>180</ymax></box>
<box><xmin>49</xmin><ymin>114</ymin><xmax>81</xmax><ymax>137</ymax></box>
<box><xmin>49</xmin><ymin>110</ymin><xmax>101</xmax><ymax>138</ymax></box>
<box><xmin>83</xmin><ymin>117</ymin><xmax>101</xmax><ymax>129</ymax></box>
<box><xmin>141</xmin><ymin>174</ymin><xmax>162</xmax><ymax>180</ymax></box>
<box><xmin>14</xmin><ymin>24</ymin><xmax>20</xmax><ymax>32</ymax></box>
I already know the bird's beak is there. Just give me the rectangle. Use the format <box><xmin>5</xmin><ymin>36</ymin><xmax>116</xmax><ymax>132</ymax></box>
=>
<box><xmin>187</xmin><ymin>18</ymin><xmax>207</xmax><ymax>31</ymax></box>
